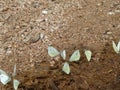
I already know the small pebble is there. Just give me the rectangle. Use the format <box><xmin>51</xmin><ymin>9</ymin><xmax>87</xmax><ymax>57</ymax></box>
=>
<box><xmin>42</xmin><ymin>10</ymin><xmax>48</xmax><ymax>14</ymax></box>
<box><xmin>0</xmin><ymin>22</ymin><xmax>4</xmax><ymax>26</ymax></box>
<box><xmin>50</xmin><ymin>60</ymin><xmax>55</xmax><ymax>66</ymax></box>
<box><xmin>40</xmin><ymin>33</ymin><xmax>44</xmax><ymax>39</ymax></box>
<box><xmin>107</xmin><ymin>32</ymin><xmax>112</xmax><ymax>35</ymax></box>
<box><xmin>32</xmin><ymin>2</ymin><xmax>40</xmax><ymax>8</ymax></box>
<box><xmin>97</xmin><ymin>3</ymin><xmax>102</xmax><ymax>6</ymax></box>
<box><xmin>115</xmin><ymin>10</ymin><xmax>120</xmax><ymax>13</ymax></box>
<box><xmin>107</xmin><ymin>12</ymin><xmax>115</xmax><ymax>15</ymax></box>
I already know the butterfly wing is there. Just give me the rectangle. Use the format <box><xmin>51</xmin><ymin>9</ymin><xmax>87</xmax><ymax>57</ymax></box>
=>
<box><xmin>62</xmin><ymin>62</ymin><xmax>70</xmax><ymax>74</ymax></box>
<box><xmin>85</xmin><ymin>50</ymin><xmax>92</xmax><ymax>61</ymax></box>
<box><xmin>13</xmin><ymin>79</ymin><xmax>20</xmax><ymax>90</ymax></box>
<box><xmin>69</xmin><ymin>50</ymin><xmax>80</xmax><ymax>62</ymax></box>
<box><xmin>48</xmin><ymin>46</ymin><xmax>60</xmax><ymax>57</ymax></box>
<box><xmin>60</xmin><ymin>50</ymin><xmax>66</xmax><ymax>60</ymax></box>
<box><xmin>0</xmin><ymin>69</ymin><xmax>11</xmax><ymax>85</ymax></box>
<box><xmin>112</xmin><ymin>41</ymin><xmax>119</xmax><ymax>54</ymax></box>
<box><xmin>117</xmin><ymin>41</ymin><xmax>120</xmax><ymax>52</ymax></box>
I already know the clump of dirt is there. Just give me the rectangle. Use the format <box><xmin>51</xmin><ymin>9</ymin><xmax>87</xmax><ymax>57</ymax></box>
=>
<box><xmin>0</xmin><ymin>0</ymin><xmax>120</xmax><ymax>90</ymax></box>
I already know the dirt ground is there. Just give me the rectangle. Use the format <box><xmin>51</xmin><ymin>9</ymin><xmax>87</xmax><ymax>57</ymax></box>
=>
<box><xmin>0</xmin><ymin>0</ymin><xmax>120</xmax><ymax>90</ymax></box>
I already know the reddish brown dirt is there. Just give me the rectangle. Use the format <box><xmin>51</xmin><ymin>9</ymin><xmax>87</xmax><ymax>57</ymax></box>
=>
<box><xmin>0</xmin><ymin>0</ymin><xmax>120</xmax><ymax>90</ymax></box>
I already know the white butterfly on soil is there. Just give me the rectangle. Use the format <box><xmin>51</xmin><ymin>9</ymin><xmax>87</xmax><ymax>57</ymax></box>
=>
<box><xmin>84</xmin><ymin>50</ymin><xmax>92</xmax><ymax>62</ymax></box>
<box><xmin>69</xmin><ymin>50</ymin><xmax>80</xmax><ymax>62</ymax></box>
<box><xmin>62</xmin><ymin>62</ymin><xmax>70</xmax><ymax>74</ymax></box>
<box><xmin>0</xmin><ymin>69</ymin><xmax>11</xmax><ymax>85</ymax></box>
<box><xmin>13</xmin><ymin>79</ymin><xmax>20</xmax><ymax>90</ymax></box>
<box><xmin>48</xmin><ymin>46</ymin><xmax>60</xmax><ymax>57</ymax></box>
<box><xmin>112</xmin><ymin>41</ymin><xmax>120</xmax><ymax>54</ymax></box>
<box><xmin>60</xmin><ymin>50</ymin><xmax>66</xmax><ymax>60</ymax></box>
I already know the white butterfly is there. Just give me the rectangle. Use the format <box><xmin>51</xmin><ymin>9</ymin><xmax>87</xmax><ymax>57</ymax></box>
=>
<box><xmin>84</xmin><ymin>50</ymin><xmax>92</xmax><ymax>61</ymax></box>
<box><xmin>12</xmin><ymin>64</ymin><xmax>16</xmax><ymax>77</ymax></box>
<box><xmin>13</xmin><ymin>79</ymin><xmax>20</xmax><ymax>90</ymax></box>
<box><xmin>60</xmin><ymin>50</ymin><xmax>66</xmax><ymax>60</ymax></box>
<box><xmin>48</xmin><ymin>46</ymin><xmax>60</xmax><ymax>57</ymax></box>
<box><xmin>62</xmin><ymin>62</ymin><xmax>70</xmax><ymax>74</ymax></box>
<box><xmin>69</xmin><ymin>50</ymin><xmax>80</xmax><ymax>62</ymax></box>
<box><xmin>112</xmin><ymin>41</ymin><xmax>120</xmax><ymax>54</ymax></box>
<box><xmin>0</xmin><ymin>69</ymin><xmax>11</xmax><ymax>85</ymax></box>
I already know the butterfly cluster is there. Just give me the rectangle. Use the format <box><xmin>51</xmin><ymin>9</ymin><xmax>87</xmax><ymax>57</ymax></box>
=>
<box><xmin>48</xmin><ymin>46</ymin><xmax>92</xmax><ymax>74</ymax></box>
<box><xmin>0</xmin><ymin>64</ymin><xmax>20</xmax><ymax>90</ymax></box>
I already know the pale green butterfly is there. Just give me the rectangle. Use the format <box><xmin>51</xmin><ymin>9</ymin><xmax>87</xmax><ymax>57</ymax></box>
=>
<box><xmin>0</xmin><ymin>69</ymin><xmax>11</xmax><ymax>85</ymax></box>
<box><xmin>48</xmin><ymin>46</ymin><xmax>60</xmax><ymax>57</ymax></box>
<box><xmin>13</xmin><ymin>79</ymin><xmax>20</xmax><ymax>90</ymax></box>
<box><xmin>117</xmin><ymin>41</ymin><xmax>120</xmax><ymax>52</ymax></box>
<box><xmin>62</xmin><ymin>62</ymin><xmax>70</xmax><ymax>74</ymax></box>
<box><xmin>112</xmin><ymin>41</ymin><xmax>120</xmax><ymax>54</ymax></box>
<box><xmin>12</xmin><ymin>64</ymin><xmax>16</xmax><ymax>77</ymax></box>
<box><xmin>84</xmin><ymin>50</ymin><xmax>92</xmax><ymax>62</ymax></box>
<box><xmin>69</xmin><ymin>50</ymin><xmax>80</xmax><ymax>62</ymax></box>
<box><xmin>60</xmin><ymin>50</ymin><xmax>66</xmax><ymax>60</ymax></box>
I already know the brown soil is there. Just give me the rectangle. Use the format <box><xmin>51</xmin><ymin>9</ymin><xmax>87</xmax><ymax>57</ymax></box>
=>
<box><xmin>0</xmin><ymin>0</ymin><xmax>120</xmax><ymax>90</ymax></box>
